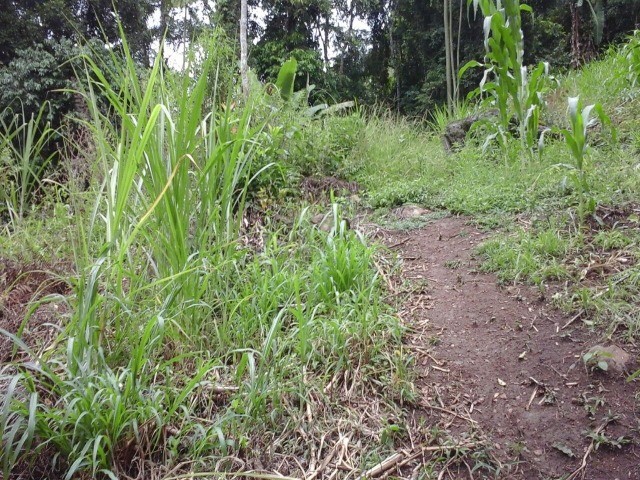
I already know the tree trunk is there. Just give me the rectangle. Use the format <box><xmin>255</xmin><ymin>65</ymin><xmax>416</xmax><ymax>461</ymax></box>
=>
<box><xmin>454</xmin><ymin>0</ymin><xmax>463</xmax><ymax>104</ymax></box>
<box><xmin>240</xmin><ymin>0</ymin><xmax>249</xmax><ymax>97</ymax></box>
<box><xmin>340</xmin><ymin>0</ymin><xmax>356</xmax><ymax>75</ymax></box>
<box><xmin>570</xmin><ymin>1</ymin><xmax>582</xmax><ymax>68</ymax></box>
<box><xmin>444</xmin><ymin>0</ymin><xmax>453</xmax><ymax>113</ymax></box>
<box><xmin>159</xmin><ymin>0</ymin><xmax>171</xmax><ymax>57</ymax></box>
<box><xmin>323</xmin><ymin>13</ymin><xmax>330</xmax><ymax>69</ymax></box>
<box><xmin>388</xmin><ymin>0</ymin><xmax>400</xmax><ymax>111</ymax></box>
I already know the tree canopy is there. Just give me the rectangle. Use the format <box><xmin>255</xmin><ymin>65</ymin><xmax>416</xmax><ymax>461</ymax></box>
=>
<box><xmin>0</xmin><ymin>0</ymin><xmax>638</xmax><ymax>119</ymax></box>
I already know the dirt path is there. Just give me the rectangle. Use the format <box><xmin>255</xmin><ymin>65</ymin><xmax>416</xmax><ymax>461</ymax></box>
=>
<box><xmin>385</xmin><ymin>216</ymin><xmax>639</xmax><ymax>479</ymax></box>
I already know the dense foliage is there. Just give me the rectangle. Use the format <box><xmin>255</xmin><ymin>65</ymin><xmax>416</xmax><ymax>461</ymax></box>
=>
<box><xmin>1</xmin><ymin>0</ymin><xmax>638</xmax><ymax>122</ymax></box>
<box><xmin>2</xmin><ymin>0</ymin><xmax>640</xmax><ymax>477</ymax></box>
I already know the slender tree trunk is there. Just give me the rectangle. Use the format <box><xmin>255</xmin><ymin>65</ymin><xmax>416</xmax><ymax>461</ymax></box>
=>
<box><xmin>159</xmin><ymin>0</ymin><xmax>171</xmax><ymax>60</ymax></box>
<box><xmin>388</xmin><ymin>0</ymin><xmax>400</xmax><ymax>111</ymax></box>
<box><xmin>570</xmin><ymin>1</ymin><xmax>587</xmax><ymax>68</ymax></box>
<box><xmin>323</xmin><ymin>13</ymin><xmax>330</xmax><ymax>69</ymax></box>
<box><xmin>340</xmin><ymin>1</ymin><xmax>356</xmax><ymax>75</ymax></box>
<box><xmin>240</xmin><ymin>0</ymin><xmax>249</xmax><ymax>97</ymax></box>
<box><xmin>455</xmin><ymin>0</ymin><xmax>463</xmax><ymax>104</ymax></box>
<box><xmin>182</xmin><ymin>3</ymin><xmax>188</xmax><ymax>71</ymax></box>
<box><xmin>444</xmin><ymin>0</ymin><xmax>453</xmax><ymax>113</ymax></box>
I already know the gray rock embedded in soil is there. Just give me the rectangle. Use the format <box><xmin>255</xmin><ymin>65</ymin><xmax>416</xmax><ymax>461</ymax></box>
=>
<box><xmin>442</xmin><ymin>109</ymin><xmax>499</xmax><ymax>152</ymax></box>
<box><xmin>585</xmin><ymin>345</ymin><xmax>634</xmax><ymax>374</ymax></box>
<box><xmin>311</xmin><ymin>213</ymin><xmax>350</xmax><ymax>232</ymax></box>
<box><xmin>392</xmin><ymin>204</ymin><xmax>431</xmax><ymax>219</ymax></box>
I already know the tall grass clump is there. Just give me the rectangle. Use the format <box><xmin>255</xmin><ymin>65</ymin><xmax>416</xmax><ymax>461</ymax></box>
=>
<box><xmin>1</xmin><ymin>26</ymin><xmax>405</xmax><ymax>479</ymax></box>
<box><xmin>0</xmin><ymin>103</ymin><xmax>56</xmax><ymax>224</ymax></box>
<box><xmin>427</xmin><ymin>100</ymin><xmax>476</xmax><ymax>135</ymax></box>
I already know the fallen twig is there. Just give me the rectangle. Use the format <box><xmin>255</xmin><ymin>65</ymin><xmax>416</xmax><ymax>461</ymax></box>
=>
<box><xmin>306</xmin><ymin>435</ymin><xmax>349</xmax><ymax>480</ymax></box>
<box><xmin>426</xmin><ymin>404</ymin><xmax>478</xmax><ymax>425</ymax></box>
<box><xmin>562</xmin><ymin>310</ymin><xmax>584</xmax><ymax>330</ymax></box>
<box><xmin>388</xmin><ymin>238</ymin><xmax>409</xmax><ymax>249</ymax></box>
<box><xmin>526</xmin><ymin>386</ymin><xmax>538</xmax><ymax>411</ymax></box>
<box><xmin>357</xmin><ymin>452</ymin><xmax>404</xmax><ymax>479</ymax></box>
<box><xmin>566</xmin><ymin>418</ymin><xmax>610</xmax><ymax>480</ymax></box>
<box><xmin>374</xmin><ymin>259</ymin><xmax>396</xmax><ymax>294</ymax></box>
<box><xmin>357</xmin><ymin>443</ymin><xmax>479</xmax><ymax>480</ymax></box>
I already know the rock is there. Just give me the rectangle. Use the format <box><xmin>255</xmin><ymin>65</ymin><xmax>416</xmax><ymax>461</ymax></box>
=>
<box><xmin>441</xmin><ymin>109</ymin><xmax>558</xmax><ymax>153</ymax></box>
<box><xmin>392</xmin><ymin>204</ymin><xmax>430</xmax><ymax>219</ymax></box>
<box><xmin>585</xmin><ymin>345</ymin><xmax>634</xmax><ymax>374</ymax></box>
<box><xmin>310</xmin><ymin>213</ymin><xmax>350</xmax><ymax>233</ymax></box>
<box><xmin>442</xmin><ymin>110</ymin><xmax>499</xmax><ymax>152</ymax></box>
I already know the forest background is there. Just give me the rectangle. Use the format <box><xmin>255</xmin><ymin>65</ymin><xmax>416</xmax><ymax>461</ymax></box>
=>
<box><xmin>2</xmin><ymin>0</ymin><xmax>640</xmax><ymax>131</ymax></box>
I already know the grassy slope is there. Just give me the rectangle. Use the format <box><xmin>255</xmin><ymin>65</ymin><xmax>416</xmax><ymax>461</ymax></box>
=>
<box><xmin>3</xmin><ymin>31</ymin><xmax>640</xmax><ymax>480</ymax></box>
<box><xmin>346</xmin><ymin>46</ymin><xmax>640</xmax><ymax>340</ymax></box>
<box><xmin>0</xmin><ymin>42</ymin><xmax>411</xmax><ymax>479</ymax></box>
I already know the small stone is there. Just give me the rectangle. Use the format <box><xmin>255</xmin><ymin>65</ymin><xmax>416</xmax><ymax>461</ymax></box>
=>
<box><xmin>310</xmin><ymin>213</ymin><xmax>351</xmax><ymax>232</ymax></box>
<box><xmin>586</xmin><ymin>345</ymin><xmax>634</xmax><ymax>374</ymax></box>
<box><xmin>533</xmin><ymin>449</ymin><xmax>543</xmax><ymax>456</ymax></box>
<box><xmin>392</xmin><ymin>204</ymin><xmax>430</xmax><ymax>219</ymax></box>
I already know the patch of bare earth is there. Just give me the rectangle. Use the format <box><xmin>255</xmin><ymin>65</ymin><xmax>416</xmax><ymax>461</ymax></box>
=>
<box><xmin>384</xmin><ymin>216</ymin><xmax>639</xmax><ymax>479</ymax></box>
<box><xmin>0</xmin><ymin>258</ymin><xmax>70</xmax><ymax>363</ymax></box>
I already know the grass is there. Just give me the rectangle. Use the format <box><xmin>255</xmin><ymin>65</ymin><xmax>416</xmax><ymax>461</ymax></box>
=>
<box><xmin>348</xmin><ymin>116</ymin><xmax>573</xmax><ymax>221</ymax></box>
<box><xmin>345</xmin><ymin>40</ymin><xmax>640</xmax><ymax>342</ymax></box>
<box><xmin>3</xmin><ymin>18</ymin><xmax>640</xmax><ymax>480</ymax></box>
<box><xmin>0</xmin><ymin>29</ymin><xmax>412</xmax><ymax>479</ymax></box>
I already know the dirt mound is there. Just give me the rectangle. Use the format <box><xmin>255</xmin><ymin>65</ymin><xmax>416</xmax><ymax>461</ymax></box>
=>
<box><xmin>386</xmin><ymin>216</ymin><xmax>639</xmax><ymax>479</ymax></box>
<box><xmin>300</xmin><ymin>176</ymin><xmax>359</xmax><ymax>200</ymax></box>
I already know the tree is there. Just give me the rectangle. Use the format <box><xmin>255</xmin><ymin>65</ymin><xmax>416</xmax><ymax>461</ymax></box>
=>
<box><xmin>569</xmin><ymin>0</ymin><xmax>602</xmax><ymax>67</ymax></box>
<box><xmin>0</xmin><ymin>0</ymin><xmax>155</xmax><ymax>66</ymax></box>
<box><xmin>240</xmin><ymin>0</ymin><xmax>249</xmax><ymax>97</ymax></box>
<box><xmin>444</xmin><ymin>0</ymin><xmax>453</xmax><ymax>112</ymax></box>
<box><xmin>251</xmin><ymin>0</ymin><xmax>324</xmax><ymax>88</ymax></box>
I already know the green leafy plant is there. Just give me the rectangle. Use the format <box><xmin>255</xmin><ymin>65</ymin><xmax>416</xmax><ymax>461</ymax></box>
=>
<box><xmin>461</xmin><ymin>0</ymin><xmax>554</xmax><ymax>156</ymax></box>
<box><xmin>582</xmin><ymin>349</ymin><xmax>612</xmax><ymax>372</ymax></box>
<box><xmin>587</xmin><ymin>429</ymin><xmax>630</xmax><ymax>450</ymax></box>
<box><xmin>579</xmin><ymin>393</ymin><xmax>605</xmax><ymax>418</ymax></box>
<box><xmin>275</xmin><ymin>57</ymin><xmax>298</xmax><ymax>101</ymax></box>
<box><xmin>0</xmin><ymin>102</ymin><xmax>56</xmax><ymax>223</ymax></box>
<box><xmin>557</xmin><ymin>96</ymin><xmax>612</xmax><ymax>217</ymax></box>
<box><xmin>0</xmin><ymin>39</ymin><xmax>76</xmax><ymax>126</ymax></box>
<box><xmin>622</xmin><ymin>29</ymin><xmax>640</xmax><ymax>87</ymax></box>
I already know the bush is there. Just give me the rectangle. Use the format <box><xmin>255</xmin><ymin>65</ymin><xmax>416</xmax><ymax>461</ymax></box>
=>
<box><xmin>293</xmin><ymin>112</ymin><xmax>364</xmax><ymax>177</ymax></box>
<box><xmin>0</xmin><ymin>39</ymin><xmax>77</xmax><ymax>127</ymax></box>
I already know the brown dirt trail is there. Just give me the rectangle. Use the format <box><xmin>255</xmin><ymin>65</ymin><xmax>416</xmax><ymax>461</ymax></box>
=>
<box><xmin>385</xmin><ymin>216</ymin><xmax>640</xmax><ymax>479</ymax></box>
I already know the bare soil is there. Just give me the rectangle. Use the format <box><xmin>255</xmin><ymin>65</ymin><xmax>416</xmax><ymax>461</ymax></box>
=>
<box><xmin>385</xmin><ymin>215</ymin><xmax>640</xmax><ymax>479</ymax></box>
<box><xmin>0</xmin><ymin>258</ymin><xmax>70</xmax><ymax>363</ymax></box>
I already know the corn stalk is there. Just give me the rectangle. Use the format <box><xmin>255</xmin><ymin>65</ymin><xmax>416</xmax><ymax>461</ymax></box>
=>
<box><xmin>460</xmin><ymin>0</ymin><xmax>553</xmax><ymax>157</ymax></box>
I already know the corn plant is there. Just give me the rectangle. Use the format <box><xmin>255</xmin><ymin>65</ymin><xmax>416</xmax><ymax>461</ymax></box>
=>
<box><xmin>460</xmin><ymin>0</ymin><xmax>553</xmax><ymax>157</ymax></box>
<box><xmin>557</xmin><ymin>96</ymin><xmax>611</xmax><ymax>217</ymax></box>
<box><xmin>622</xmin><ymin>30</ymin><xmax>640</xmax><ymax>87</ymax></box>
